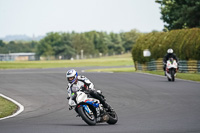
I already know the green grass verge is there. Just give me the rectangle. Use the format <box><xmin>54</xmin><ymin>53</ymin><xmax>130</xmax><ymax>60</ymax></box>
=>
<box><xmin>137</xmin><ymin>71</ymin><xmax>200</xmax><ymax>82</ymax></box>
<box><xmin>0</xmin><ymin>54</ymin><xmax>133</xmax><ymax>69</ymax></box>
<box><xmin>0</xmin><ymin>96</ymin><xmax>18</xmax><ymax>118</ymax></box>
<box><xmin>86</xmin><ymin>67</ymin><xmax>135</xmax><ymax>73</ymax></box>
<box><xmin>87</xmin><ymin>67</ymin><xmax>200</xmax><ymax>82</ymax></box>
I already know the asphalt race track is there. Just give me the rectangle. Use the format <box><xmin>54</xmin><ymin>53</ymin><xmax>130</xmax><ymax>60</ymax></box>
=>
<box><xmin>0</xmin><ymin>67</ymin><xmax>200</xmax><ymax>133</ymax></box>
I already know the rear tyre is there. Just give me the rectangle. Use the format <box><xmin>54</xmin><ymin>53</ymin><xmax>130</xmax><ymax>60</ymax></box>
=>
<box><xmin>167</xmin><ymin>77</ymin><xmax>171</xmax><ymax>81</ymax></box>
<box><xmin>107</xmin><ymin>110</ymin><xmax>118</xmax><ymax>125</ymax></box>
<box><xmin>77</xmin><ymin>106</ymin><xmax>96</xmax><ymax>126</ymax></box>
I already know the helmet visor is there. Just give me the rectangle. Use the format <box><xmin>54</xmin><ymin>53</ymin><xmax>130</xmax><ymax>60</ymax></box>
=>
<box><xmin>68</xmin><ymin>76</ymin><xmax>75</xmax><ymax>83</ymax></box>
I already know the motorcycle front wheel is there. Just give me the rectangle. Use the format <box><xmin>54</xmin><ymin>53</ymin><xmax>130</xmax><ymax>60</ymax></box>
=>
<box><xmin>77</xmin><ymin>106</ymin><xmax>96</xmax><ymax>126</ymax></box>
<box><xmin>167</xmin><ymin>76</ymin><xmax>171</xmax><ymax>81</ymax></box>
<box><xmin>170</xmin><ymin>69</ymin><xmax>175</xmax><ymax>81</ymax></box>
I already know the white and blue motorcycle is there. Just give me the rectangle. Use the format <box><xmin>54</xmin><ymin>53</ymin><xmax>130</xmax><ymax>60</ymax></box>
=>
<box><xmin>68</xmin><ymin>90</ymin><xmax>118</xmax><ymax>126</ymax></box>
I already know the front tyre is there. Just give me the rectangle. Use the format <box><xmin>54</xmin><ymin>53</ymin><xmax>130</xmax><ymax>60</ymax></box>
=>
<box><xmin>167</xmin><ymin>76</ymin><xmax>171</xmax><ymax>81</ymax></box>
<box><xmin>167</xmin><ymin>71</ymin><xmax>171</xmax><ymax>81</ymax></box>
<box><xmin>171</xmin><ymin>69</ymin><xmax>175</xmax><ymax>82</ymax></box>
<box><xmin>107</xmin><ymin>110</ymin><xmax>118</xmax><ymax>125</ymax></box>
<box><xmin>77</xmin><ymin>106</ymin><xmax>96</xmax><ymax>126</ymax></box>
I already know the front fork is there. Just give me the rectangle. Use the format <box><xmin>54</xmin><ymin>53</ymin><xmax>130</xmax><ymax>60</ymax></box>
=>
<box><xmin>166</xmin><ymin>68</ymin><xmax>177</xmax><ymax>73</ymax></box>
<box><xmin>82</xmin><ymin>105</ymin><xmax>93</xmax><ymax>114</ymax></box>
<box><xmin>77</xmin><ymin>104</ymin><xmax>93</xmax><ymax>115</ymax></box>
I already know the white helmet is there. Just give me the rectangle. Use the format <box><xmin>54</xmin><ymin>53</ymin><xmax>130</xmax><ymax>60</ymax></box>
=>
<box><xmin>167</xmin><ymin>48</ymin><xmax>173</xmax><ymax>54</ymax></box>
<box><xmin>66</xmin><ymin>69</ymin><xmax>78</xmax><ymax>84</ymax></box>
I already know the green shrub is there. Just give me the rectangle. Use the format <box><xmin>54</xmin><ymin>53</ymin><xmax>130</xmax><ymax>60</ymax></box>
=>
<box><xmin>132</xmin><ymin>28</ymin><xmax>200</xmax><ymax>63</ymax></box>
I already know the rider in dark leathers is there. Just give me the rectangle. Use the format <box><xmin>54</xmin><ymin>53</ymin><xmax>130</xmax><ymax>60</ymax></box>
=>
<box><xmin>163</xmin><ymin>48</ymin><xmax>179</xmax><ymax>74</ymax></box>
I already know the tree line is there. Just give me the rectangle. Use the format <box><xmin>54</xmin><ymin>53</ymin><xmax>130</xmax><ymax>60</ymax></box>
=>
<box><xmin>0</xmin><ymin>40</ymin><xmax>37</xmax><ymax>54</ymax></box>
<box><xmin>0</xmin><ymin>30</ymin><xmax>141</xmax><ymax>59</ymax></box>
<box><xmin>156</xmin><ymin>0</ymin><xmax>200</xmax><ymax>30</ymax></box>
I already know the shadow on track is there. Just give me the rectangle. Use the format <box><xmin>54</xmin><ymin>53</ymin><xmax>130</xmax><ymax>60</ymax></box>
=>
<box><xmin>47</xmin><ymin>123</ymin><xmax>113</xmax><ymax>127</ymax></box>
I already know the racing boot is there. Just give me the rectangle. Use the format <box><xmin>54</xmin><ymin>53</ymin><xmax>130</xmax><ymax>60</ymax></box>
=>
<box><xmin>89</xmin><ymin>90</ymin><xmax>113</xmax><ymax>112</ymax></box>
<box><xmin>102</xmin><ymin>102</ymin><xmax>113</xmax><ymax>112</ymax></box>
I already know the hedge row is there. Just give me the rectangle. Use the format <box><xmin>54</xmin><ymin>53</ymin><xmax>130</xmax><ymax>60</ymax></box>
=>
<box><xmin>132</xmin><ymin>28</ymin><xmax>200</xmax><ymax>63</ymax></box>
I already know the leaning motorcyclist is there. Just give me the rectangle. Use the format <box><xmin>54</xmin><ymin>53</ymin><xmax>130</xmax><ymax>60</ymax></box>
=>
<box><xmin>66</xmin><ymin>69</ymin><xmax>112</xmax><ymax>111</ymax></box>
<box><xmin>163</xmin><ymin>48</ymin><xmax>179</xmax><ymax>74</ymax></box>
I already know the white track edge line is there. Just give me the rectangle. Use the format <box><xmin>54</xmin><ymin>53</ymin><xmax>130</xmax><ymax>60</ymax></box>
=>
<box><xmin>81</xmin><ymin>70</ymin><xmax>113</xmax><ymax>73</ymax></box>
<box><xmin>0</xmin><ymin>94</ymin><xmax>24</xmax><ymax>120</ymax></box>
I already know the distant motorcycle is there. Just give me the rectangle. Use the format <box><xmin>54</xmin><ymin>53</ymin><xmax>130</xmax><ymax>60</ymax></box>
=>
<box><xmin>165</xmin><ymin>58</ymin><xmax>178</xmax><ymax>81</ymax></box>
<box><xmin>68</xmin><ymin>90</ymin><xmax>118</xmax><ymax>126</ymax></box>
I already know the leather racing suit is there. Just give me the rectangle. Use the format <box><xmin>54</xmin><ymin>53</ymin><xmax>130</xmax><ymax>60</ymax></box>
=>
<box><xmin>67</xmin><ymin>75</ymin><xmax>111</xmax><ymax>110</ymax></box>
<box><xmin>163</xmin><ymin>53</ymin><xmax>178</xmax><ymax>71</ymax></box>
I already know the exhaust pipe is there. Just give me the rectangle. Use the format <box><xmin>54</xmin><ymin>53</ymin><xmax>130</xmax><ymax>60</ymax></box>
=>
<box><xmin>100</xmin><ymin>114</ymin><xmax>109</xmax><ymax>122</ymax></box>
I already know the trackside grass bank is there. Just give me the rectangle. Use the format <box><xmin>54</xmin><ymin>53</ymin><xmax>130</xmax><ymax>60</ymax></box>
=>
<box><xmin>0</xmin><ymin>54</ymin><xmax>133</xmax><ymax>69</ymax></box>
<box><xmin>0</xmin><ymin>96</ymin><xmax>18</xmax><ymax>118</ymax></box>
<box><xmin>86</xmin><ymin>67</ymin><xmax>135</xmax><ymax>73</ymax></box>
<box><xmin>136</xmin><ymin>71</ymin><xmax>200</xmax><ymax>82</ymax></box>
<box><xmin>86</xmin><ymin>68</ymin><xmax>200</xmax><ymax>82</ymax></box>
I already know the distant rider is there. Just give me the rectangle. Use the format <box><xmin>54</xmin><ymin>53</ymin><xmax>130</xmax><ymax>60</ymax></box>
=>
<box><xmin>66</xmin><ymin>69</ymin><xmax>112</xmax><ymax>111</ymax></box>
<box><xmin>163</xmin><ymin>48</ymin><xmax>179</xmax><ymax>75</ymax></box>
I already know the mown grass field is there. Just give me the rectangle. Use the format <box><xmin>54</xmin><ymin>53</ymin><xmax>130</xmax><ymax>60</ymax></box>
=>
<box><xmin>86</xmin><ymin>67</ymin><xmax>136</xmax><ymax>72</ymax></box>
<box><xmin>0</xmin><ymin>54</ymin><xmax>133</xmax><ymax>69</ymax></box>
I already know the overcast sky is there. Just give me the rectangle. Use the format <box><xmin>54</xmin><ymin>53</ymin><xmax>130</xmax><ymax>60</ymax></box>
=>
<box><xmin>0</xmin><ymin>0</ymin><xmax>164</xmax><ymax>37</ymax></box>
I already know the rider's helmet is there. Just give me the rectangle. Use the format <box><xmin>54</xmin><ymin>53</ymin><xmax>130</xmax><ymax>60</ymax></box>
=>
<box><xmin>167</xmin><ymin>48</ymin><xmax>173</xmax><ymax>54</ymax></box>
<box><xmin>66</xmin><ymin>69</ymin><xmax>78</xmax><ymax>84</ymax></box>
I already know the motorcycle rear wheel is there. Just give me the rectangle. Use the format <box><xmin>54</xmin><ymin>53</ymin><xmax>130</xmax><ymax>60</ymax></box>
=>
<box><xmin>107</xmin><ymin>110</ymin><xmax>118</xmax><ymax>125</ymax></box>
